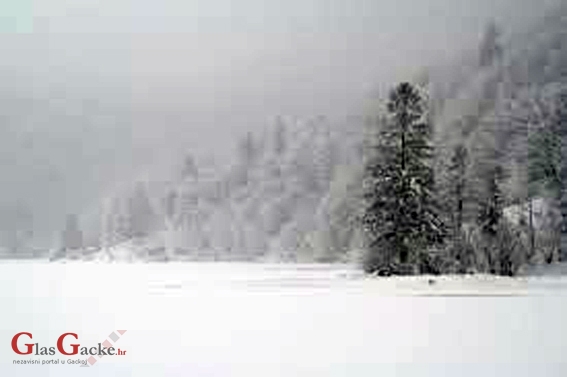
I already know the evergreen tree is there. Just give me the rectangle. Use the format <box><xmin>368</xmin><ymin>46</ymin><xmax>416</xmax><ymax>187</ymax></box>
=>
<box><xmin>129</xmin><ymin>182</ymin><xmax>155</xmax><ymax>240</ymax></box>
<box><xmin>477</xmin><ymin>166</ymin><xmax>504</xmax><ymax>236</ymax></box>
<box><xmin>100</xmin><ymin>198</ymin><xmax>115</xmax><ymax>251</ymax></box>
<box><xmin>239</xmin><ymin>131</ymin><xmax>258</xmax><ymax>166</ymax></box>
<box><xmin>230</xmin><ymin>131</ymin><xmax>258</xmax><ymax>189</ymax></box>
<box><xmin>476</xmin><ymin>164</ymin><xmax>505</xmax><ymax>273</ymax></box>
<box><xmin>164</xmin><ymin>189</ymin><xmax>178</xmax><ymax>223</ymax></box>
<box><xmin>479</xmin><ymin>20</ymin><xmax>503</xmax><ymax>68</ymax></box>
<box><xmin>528</xmin><ymin>130</ymin><xmax>561</xmax><ymax>197</ymax></box>
<box><xmin>447</xmin><ymin>143</ymin><xmax>469</xmax><ymax>267</ymax></box>
<box><xmin>273</xmin><ymin>116</ymin><xmax>287</xmax><ymax>156</ymax></box>
<box><xmin>554</xmin><ymin>90</ymin><xmax>567</xmax><ymax>261</ymax></box>
<box><xmin>181</xmin><ymin>154</ymin><xmax>198</xmax><ymax>181</ymax></box>
<box><xmin>112</xmin><ymin>197</ymin><xmax>132</xmax><ymax>243</ymax></box>
<box><xmin>178</xmin><ymin>184</ymin><xmax>199</xmax><ymax>231</ymax></box>
<box><xmin>61</xmin><ymin>213</ymin><xmax>83</xmax><ymax>251</ymax></box>
<box><xmin>362</xmin><ymin>82</ymin><xmax>445</xmax><ymax>274</ymax></box>
<box><xmin>528</xmin><ymin>128</ymin><xmax>561</xmax><ymax>258</ymax></box>
<box><xmin>311</xmin><ymin>119</ymin><xmax>334</xmax><ymax>193</ymax></box>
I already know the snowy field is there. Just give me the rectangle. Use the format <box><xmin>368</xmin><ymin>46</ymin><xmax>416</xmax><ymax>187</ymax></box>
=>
<box><xmin>1</xmin><ymin>262</ymin><xmax>566</xmax><ymax>376</ymax></box>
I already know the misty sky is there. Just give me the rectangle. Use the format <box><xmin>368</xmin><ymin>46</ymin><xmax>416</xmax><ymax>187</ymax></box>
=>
<box><xmin>0</xmin><ymin>0</ymin><xmax>560</xmax><ymax>246</ymax></box>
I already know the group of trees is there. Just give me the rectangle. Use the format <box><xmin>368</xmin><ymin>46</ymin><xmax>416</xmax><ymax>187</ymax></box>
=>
<box><xmin>361</xmin><ymin>18</ymin><xmax>566</xmax><ymax>276</ymax></box>
<box><xmin>54</xmin><ymin>16</ymin><xmax>565</xmax><ymax>270</ymax></box>
<box><xmin>59</xmin><ymin>181</ymin><xmax>157</xmax><ymax>254</ymax></box>
<box><xmin>361</xmin><ymin>80</ymin><xmax>565</xmax><ymax>276</ymax></box>
<box><xmin>102</xmin><ymin>182</ymin><xmax>156</xmax><ymax>247</ymax></box>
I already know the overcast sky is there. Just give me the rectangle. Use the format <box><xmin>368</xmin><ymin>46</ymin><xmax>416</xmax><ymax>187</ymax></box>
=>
<box><xmin>0</xmin><ymin>0</ymin><xmax>559</xmax><ymax>246</ymax></box>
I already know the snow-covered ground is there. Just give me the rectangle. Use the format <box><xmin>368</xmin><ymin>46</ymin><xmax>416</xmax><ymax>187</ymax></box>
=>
<box><xmin>1</xmin><ymin>262</ymin><xmax>566</xmax><ymax>376</ymax></box>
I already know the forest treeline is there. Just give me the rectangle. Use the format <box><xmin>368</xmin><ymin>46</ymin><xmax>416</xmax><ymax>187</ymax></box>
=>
<box><xmin>44</xmin><ymin>8</ymin><xmax>567</xmax><ymax>274</ymax></box>
<box><xmin>362</xmin><ymin>80</ymin><xmax>565</xmax><ymax>276</ymax></box>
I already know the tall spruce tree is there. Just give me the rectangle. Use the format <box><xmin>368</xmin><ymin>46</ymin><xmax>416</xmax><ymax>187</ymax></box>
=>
<box><xmin>447</xmin><ymin>143</ymin><xmax>469</xmax><ymax>267</ymax></box>
<box><xmin>476</xmin><ymin>164</ymin><xmax>505</xmax><ymax>273</ymax></box>
<box><xmin>554</xmin><ymin>90</ymin><xmax>567</xmax><ymax>261</ymax></box>
<box><xmin>528</xmin><ymin>128</ymin><xmax>561</xmax><ymax>259</ymax></box>
<box><xmin>363</xmin><ymin>82</ymin><xmax>445</xmax><ymax>274</ymax></box>
<box><xmin>129</xmin><ymin>182</ymin><xmax>155</xmax><ymax>240</ymax></box>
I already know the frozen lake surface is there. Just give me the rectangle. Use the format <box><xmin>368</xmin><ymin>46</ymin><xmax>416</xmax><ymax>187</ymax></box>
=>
<box><xmin>1</xmin><ymin>262</ymin><xmax>566</xmax><ymax>376</ymax></box>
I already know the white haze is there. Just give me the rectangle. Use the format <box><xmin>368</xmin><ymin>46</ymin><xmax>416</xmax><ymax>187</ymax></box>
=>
<box><xmin>0</xmin><ymin>0</ymin><xmax>561</xmax><ymax>245</ymax></box>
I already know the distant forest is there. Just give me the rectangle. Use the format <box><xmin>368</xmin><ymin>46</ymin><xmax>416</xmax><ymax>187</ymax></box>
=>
<box><xmin>11</xmin><ymin>6</ymin><xmax>566</xmax><ymax>276</ymax></box>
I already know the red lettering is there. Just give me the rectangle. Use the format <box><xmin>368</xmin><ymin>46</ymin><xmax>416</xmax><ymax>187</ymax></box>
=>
<box><xmin>57</xmin><ymin>333</ymin><xmax>79</xmax><ymax>355</ymax></box>
<box><xmin>11</xmin><ymin>332</ymin><xmax>34</xmax><ymax>355</ymax></box>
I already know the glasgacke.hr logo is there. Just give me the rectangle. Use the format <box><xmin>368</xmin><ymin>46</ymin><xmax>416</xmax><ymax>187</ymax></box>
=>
<box><xmin>11</xmin><ymin>330</ymin><xmax>127</xmax><ymax>367</ymax></box>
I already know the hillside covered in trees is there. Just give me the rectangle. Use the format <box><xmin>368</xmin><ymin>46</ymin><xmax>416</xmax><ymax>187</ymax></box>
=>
<box><xmin>53</xmin><ymin>3</ymin><xmax>567</xmax><ymax>276</ymax></box>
